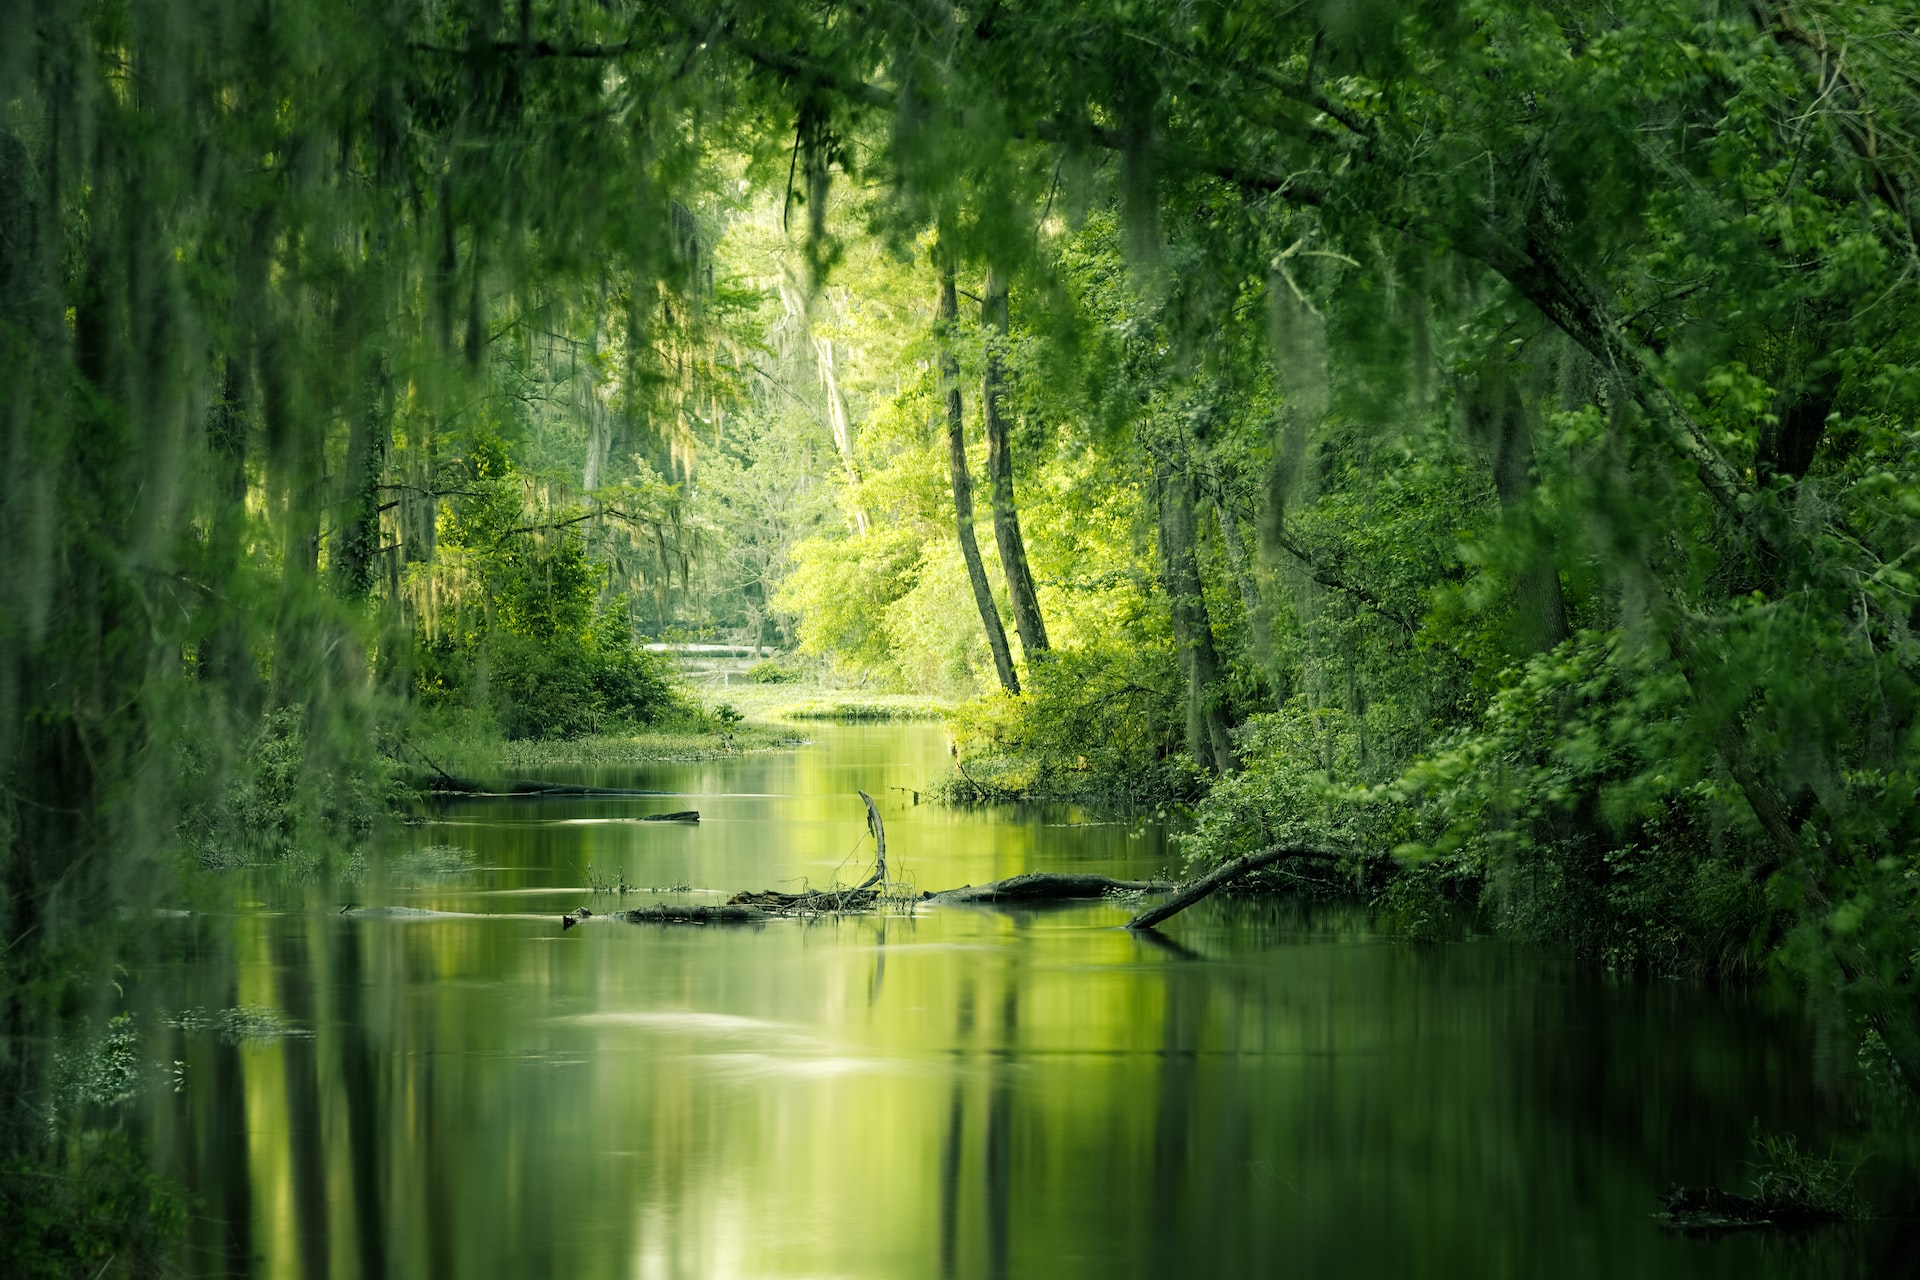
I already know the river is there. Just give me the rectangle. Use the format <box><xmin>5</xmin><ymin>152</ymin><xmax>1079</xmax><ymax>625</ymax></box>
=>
<box><xmin>144</xmin><ymin>722</ymin><xmax>1905</xmax><ymax>1277</ymax></box>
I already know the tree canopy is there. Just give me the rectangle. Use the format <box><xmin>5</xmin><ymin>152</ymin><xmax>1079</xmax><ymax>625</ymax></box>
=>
<box><xmin>4</xmin><ymin>0</ymin><xmax>1920</xmax><ymax>1130</ymax></box>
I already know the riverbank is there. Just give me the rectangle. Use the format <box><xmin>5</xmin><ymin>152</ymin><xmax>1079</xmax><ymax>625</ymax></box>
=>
<box><xmin>720</xmin><ymin>684</ymin><xmax>952</xmax><ymax>723</ymax></box>
<box><xmin>158</xmin><ymin>719</ymin><xmax>1918</xmax><ymax>1277</ymax></box>
<box><xmin>403</xmin><ymin>685</ymin><xmax>949</xmax><ymax>780</ymax></box>
<box><xmin>407</xmin><ymin>718</ymin><xmax>806</xmax><ymax>776</ymax></box>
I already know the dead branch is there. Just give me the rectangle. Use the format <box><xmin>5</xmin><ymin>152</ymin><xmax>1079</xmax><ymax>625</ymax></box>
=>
<box><xmin>1126</xmin><ymin>844</ymin><xmax>1369</xmax><ymax>930</ymax></box>
<box><xmin>615</xmin><ymin>904</ymin><xmax>768</xmax><ymax>924</ymax></box>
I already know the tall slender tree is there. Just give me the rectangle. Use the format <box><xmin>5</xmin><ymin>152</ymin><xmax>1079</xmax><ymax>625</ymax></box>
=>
<box><xmin>938</xmin><ymin>253</ymin><xmax>1019</xmax><ymax>694</ymax></box>
<box><xmin>1154</xmin><ymin>454</ymin><xmax>1238</xmax><ymax>774</ymax></box>
<box><xmin>981</xmin><ymin>267</ymin><xmax>1049</xmax><ymax>664</ymax></box>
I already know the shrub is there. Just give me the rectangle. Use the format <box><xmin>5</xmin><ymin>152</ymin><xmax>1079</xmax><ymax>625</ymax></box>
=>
<box><xmin>746</xmin><ymin>657</ymin><xmax>804</xmax><ymax>684</ymax></box>
<box><xmin>943</xmin><ymin>645</ymin><xmax>1197</xmax><ymax>803</ymax></box>
<box><xmin>481</xmin><ymin>621</ymin><xmax>679</xmax><ymax>740</ymax></box>
<box><xmin>0</xmin><ymin>1135</ymin><xmax>185</xmax><ymax>1279</ymax></box>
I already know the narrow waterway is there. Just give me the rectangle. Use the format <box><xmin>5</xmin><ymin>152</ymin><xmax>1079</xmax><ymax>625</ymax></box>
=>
<box><xmin>147</xmin><ymin>723</ymin><xmax>1902</xmax><ymax>1278</ymax></box>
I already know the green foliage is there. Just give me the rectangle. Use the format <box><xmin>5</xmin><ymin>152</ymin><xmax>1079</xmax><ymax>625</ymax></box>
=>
<box><xmin>409</xmin><ymin>439</ymin><xmax>681</xmax><ymax>739</ymax></box>
<box><xmin>777</xmin><ymin>527</ymin><xmax>925</xmax><ymax>685</ymax></box>
<box><xmin>1378</xmin><ymin>632</ymin><xmax>1784</xmax><ymax>974</ymax></box>
<box><xmin>478</xmin><ymin>620</ymin><xmax>677</xmax><ymax>741</ymax></box>
<box><xmin>1180</xmin><ymin>708</ymin><xmax>1387</xmax><ymax>862</ymax></box>
<box><xmin>944</xmin><ymin>647</ymin><xmax>1198</xmax><ymax>803</ymax></box>
<box><xmin>746</xmin><ymin>657</ymin><xmax>805</xmax><ymax>684</ymax></box>
<box><xmin>1746</xmin><ymin>1126</ymin><xmax>1867</xmax><ymax>1222</ymax></box>
<box><xmin>0</xmin><ymin>1133</ymin><xmax>186</xmax><ymax>1280</ymax></box>
<box><xmin>46</xmin><ymin>1015</ymin><xmax>143</xmax><ymax>1120</ymax></box>
<box><xmin>182</xmin><ymin>707</ymin><xmax>400</xmax><ymax>866</ymax></box>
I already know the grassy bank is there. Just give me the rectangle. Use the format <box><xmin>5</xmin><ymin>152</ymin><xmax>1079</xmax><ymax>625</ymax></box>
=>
<box><xmin>408</xmin><ymin>715</ymin><xmax>808</xmax><ymax>776</ymax></box>
<box><xmin>706</xmin><ymin>682</ymin><xmax>953</xmax><ymax>724</ymax></box>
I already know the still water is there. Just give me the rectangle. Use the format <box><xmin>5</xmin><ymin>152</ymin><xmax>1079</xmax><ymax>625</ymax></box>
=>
<box><xmin>148</xmin><ymin>723</ymin><xmax>1908</xmax><ymax>1278</ymax></box>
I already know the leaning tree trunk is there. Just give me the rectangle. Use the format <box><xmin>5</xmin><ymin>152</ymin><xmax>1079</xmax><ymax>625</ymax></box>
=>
<box><xmin>1154</xmin><ymin>456</ymin><xmax>1237</xmax><ymax>773</ymax></box>
<box><xmin>938</xmin><ymin>256</ymin><xmax>1018</xmax><ymax>694</ymax></box>
<box><xmin>981</xmin><ymin>267</ymin><xmax>1048</xmax><ymax>663</ymax></box>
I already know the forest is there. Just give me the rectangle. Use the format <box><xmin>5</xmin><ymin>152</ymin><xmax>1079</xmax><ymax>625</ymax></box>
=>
<box><xmin>3</xmin><ymin>1</ymin><xmax>1919</xmax><ymax>1274</ymax></box>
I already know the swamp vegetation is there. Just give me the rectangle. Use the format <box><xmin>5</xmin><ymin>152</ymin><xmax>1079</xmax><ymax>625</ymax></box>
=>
<box><xmin>3</xmin><ymin>0</ymin><xmax>1920</xmax><ymax>1272</ymax></box>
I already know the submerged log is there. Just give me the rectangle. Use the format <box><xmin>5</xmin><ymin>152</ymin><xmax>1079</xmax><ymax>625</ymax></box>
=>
<box><xmin>1658</xmin><ymin>1185</ymin><xmax>1848</xmax><ymax>1230</ymax></box>
<box><xmin>927</xmin><ymin>873</ymin><xmax>1174</xmax><ymax>904</ymax></box>
<box><xmin>714</xmin><ymin>789</ymin><xmax>889</xmax><ymax>916</ymax></box>
<box><xmin>1125</xmin><ymin>844</ymin><xmax>1368</xmax><ymax>930</ymax></box>
<box><xmin>642</xmin><ymin>811</ymin><xmax>701</xmax><ymax>822</ymax></box>
<box><xmin>728</xmin><ymin>887</ymin><xmax>879</xmax><ymax>912</ymax></box>
<box><xmin>614</xmin><ymin>904</ymin><xmax>769</xmax><ymax>925</ymax></box>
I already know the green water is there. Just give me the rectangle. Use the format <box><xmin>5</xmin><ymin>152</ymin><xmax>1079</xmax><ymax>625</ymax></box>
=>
<box><xmin>146</xmin><ymin>723</ymin><xmax>1907</xmax><ymax>1278</ymax></box>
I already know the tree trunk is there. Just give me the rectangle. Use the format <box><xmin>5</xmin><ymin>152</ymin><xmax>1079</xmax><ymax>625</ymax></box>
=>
<box><xmin>1153</xmin><ymin>456</ymin><xmax>1237</xmax><ymax>772</ymax></box>
<box><xmin>1213</xmin><ymin>500</ymin><xmax>1264</xmax><ymax>624</ymax></box>
<box><xmin>814</xmin><ymin>333</ymin><xmax>870</xmax><ymax>535</ymax></box>
<box><xmin>197</xmin><ymin>359</ymin><xmax>260</xmax><ymax>714</ymax></box>
<box><xmin>261</xmin><ymin>325</ymin><xmax>325</xmax><ymax>710</ymax></box>
<box><xmin>980</xmin><ymin>267</ymin><xmax>1047</xmax><ymax>661</ymax></box>
<box><xmin>331</xmin><ymin>363</ymin><xmax>388</xmax><ymax>601</ymax></box>
<box><xmin>1473</xmin><ymin>367</ymin><xmax>1569</xmax><ymax>654</ymax></box>
<box><xmin>1127</xmin><ymin>844</ymin><xmax>1360</xmax><ymax>930</ymax></box>
<box><xmin>939</xmin><ymin>256</ymin><xmax>1019</xmax><ymax>694</ymax></box>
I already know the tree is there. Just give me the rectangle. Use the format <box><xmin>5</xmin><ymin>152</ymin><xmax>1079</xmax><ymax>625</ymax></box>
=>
<box><xmin>981</xmin><ymin>266</ymin><xmax>1050</xmax><ymax>664</ymax></box>
<box><xmin>938</xmin><ymin>250</ymin><xmax>1020</xmax><ymax>694</ymax></box>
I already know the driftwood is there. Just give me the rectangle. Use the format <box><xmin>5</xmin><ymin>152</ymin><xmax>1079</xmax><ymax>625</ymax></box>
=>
<box><xmin>927</xmin><ymin>873</ymin><xmax>1174</xmax><ymax>904</ymax></box>
<box><xmin>1125</xmin><ymin>844</ymin><xmax>1364</xmax><ymax>930</ymax></box>
<box><xmin>856</xmin><ymin>789</ymin><xmax>886</xmax><ymax>888</ymax></box>
<box><xmin>721</xmin><ymin>790</ymin><xmax>889</xmax><ymax>914</ymax></box>
<box><xmin>729</xmin><ymin>887</ymin><xmax>878</xmax><ymax>911</ymax></box>
<box><xmin>1658</xmin><ymin>1185</ymin><xmax>1845</xmax><ymax>1230</ymax></box>
<box><xmin>614</xmin><ymin>904</ymin><xmax>769</xmax><ymax>925</ymax></box>
<box><xmin>605</xmin><ymin>796</ymin><xmax>1424</xmax><ymax>932</ymax></box>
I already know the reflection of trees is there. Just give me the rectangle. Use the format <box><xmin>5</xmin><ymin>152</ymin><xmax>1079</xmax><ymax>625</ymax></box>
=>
<box><xmin>148</xmin><ymin>802</ymin><xmax>1838</xmax><ymax>1279</ymax></box>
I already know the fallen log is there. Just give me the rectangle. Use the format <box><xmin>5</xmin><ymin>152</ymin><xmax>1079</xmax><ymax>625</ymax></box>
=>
<box><xmin>719</xmin><ymin>789</ymin><xmax>889</xmax><ymax>915</ymax></box>
<box><xmin>614</xmin><ymin>904</ymin><xmax>769</xmax><ymax>925</ymax></box>
<box><xmin>1658</xmin><ymin>1184</ymin><xmax>1849</xmax><ymax>1230</ymax></box>
<box><xmin>927</xmin><ymin>873</ymin><xmax>1175</xmax><ymax>904</ymax></box>
<box><xmin>1125</xmin><ymin>844</ymin><xmax>1367</xmax><ymax>930</ymax></box>
<box><xmin>729</xmin><ymin>887</ymin><xmax>878</xmax><ymax>911</ymax></box>
<box><xmin>642</xmin><ymin>811</ymin><xmax>700</xmax><ymax>822</ymax></box>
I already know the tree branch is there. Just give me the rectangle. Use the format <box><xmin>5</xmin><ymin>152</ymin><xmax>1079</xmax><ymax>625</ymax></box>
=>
<box><xmin>1127</xmin><ymin>844</ymin><xmax>1370</xmax><ymax>930</ymax></box>
<box><xmin>491</xmin><ymin>506</ymin><xmax>649</xmax><ymax>544</ymax></box>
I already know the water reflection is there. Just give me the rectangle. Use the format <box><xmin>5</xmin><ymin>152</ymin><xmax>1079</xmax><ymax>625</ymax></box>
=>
<box><xmin>146</xmin><ymin>724</ymin><xmax>1905</xmax><ymax>1278</ymax></box>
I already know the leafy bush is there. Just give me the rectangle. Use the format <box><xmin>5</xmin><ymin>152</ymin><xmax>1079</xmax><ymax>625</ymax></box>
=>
<box><xmin>1179</xmin><ymin>706</ymin><xmax>1397</xmax><ymax>865</ymax></box>
<box><xmin>943</xmin><ymin>645</ymin><xmax>1198</xmax><ymax>803</ymax></box>
<box><xmin>409</xmin><ymin>436</ymin><xmax>687</xmax><ymax>740</ymax></box>
<box><xmin>746</xmin><ymin>656</ymin><xmax>804</xmax><ymax>683</ymax></box>
<box><xmin>480</xmin><ymin>621</ymin><xmax>676</xmax><ymax>740</ymax></box>
<box><xmin>0</xmin><ymin>1134</ymin><xmax>185</xmax><ymax>1279</ymax></box>
<box><xmin>1382</xmin><ymin>630</ymin><xmax>1781</xmax><ymax>974</ymax></box>
<box><xmin>185</xmin><ymin>706</ymin><xmax>399</xmax><ymax>864</ymax></box>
